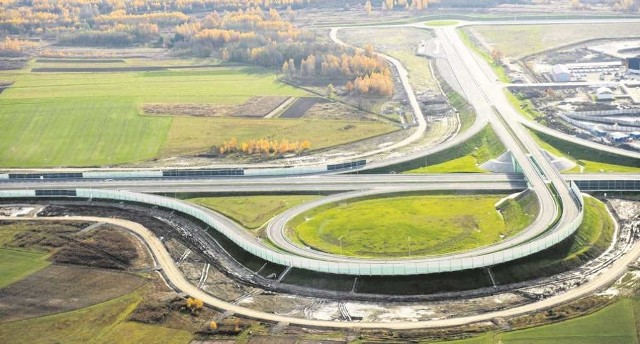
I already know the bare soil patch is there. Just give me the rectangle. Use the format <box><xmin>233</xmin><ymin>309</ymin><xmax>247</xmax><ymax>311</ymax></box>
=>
<box><xmin>143</xmin><ymin>96</ymin><xmax>291</xmax><ymax>118</ymax></box>
<box><xmin>279</xmin><ymin>97</ymin><xmax>328</xmax><ymax>119</ymax></box>
<box><xmin>35</xmin><ymin>58</ymin><xmax>125</xmax><ymax>63</ymax></box>
<box><xmin>303</xmin><ymin>101</ymin><xmax>378</xmax><ymax>121</ymax></box>
<box><xmin>0</xmin><ymin>58</ymin><xmax>27</xmax><ymax>70</ymax></box>
<box><xmin>0</xmin><ymin>264</ymin><xmax>145</xmax><ymax>322</ymax></box>
<box><xmin>32</xmin><ymin>66</ymin><xmax>166</xmax><ymax>73</ymax></box>
<box><xmin>229</xmin><ymin>96</ymin><xmax>290</xmax><ymax>118</ymax></box>
<box><xmin>8</xmin><ymin>225</ymin><xmax>140</xmax><ymax>270</ymax></box>
<box><xmin>143</xmin><ymin>103</ymin><xmax>232</xmax><ymax>117</ymax></box>
<box><xmin>31</xmin><ymin>64</ymin><xmax>221</xmax><ymax>73</ymax></box>
<box><xmin>51</xmin><ymin>227</ymin><xmax>139</xmax><ymax>269</ymax></box>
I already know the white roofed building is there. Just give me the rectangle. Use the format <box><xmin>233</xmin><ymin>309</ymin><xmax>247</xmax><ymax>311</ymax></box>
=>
<box><xmin>551</xmin><ymin>64</ymin><xmax>570</xmax><ymax>82</ymax></box>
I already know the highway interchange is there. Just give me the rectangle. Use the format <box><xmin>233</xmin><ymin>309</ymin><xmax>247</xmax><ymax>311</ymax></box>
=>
<box><xmin>1</xmin><ymin>17</ymin><xmax>640</xmax><ymax>329</ymax></box>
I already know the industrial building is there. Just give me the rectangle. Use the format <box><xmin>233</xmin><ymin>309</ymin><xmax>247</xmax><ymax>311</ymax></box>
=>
<box><xmin>627</xmin><ymin>57</ymin><xmax>640</xmax><ymax>74</ymax></box>
<box><xmin>551</xmin><ymin>64</ymin><xmax>571</xmax><ymax>82</ymax></box>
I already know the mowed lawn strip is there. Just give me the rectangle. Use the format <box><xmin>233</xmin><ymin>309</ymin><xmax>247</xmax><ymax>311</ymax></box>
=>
<box><xmin>189</xmin><ymin>195</ymin><xmax>320</xmax><ymax>230</ymax></box>
<box><xmin>0</xmin><ymin>290</ymin><xmax>193</xmax><ymax>344</ymax></box>
<box><xmin>0</xmin><ymin>248</ymin><xmax>50</xmax><ymax>288</ymax></box>
<box><xmin>291</xmin><ymin>194</ymin><xmax>531</xmax><ymax>258</ymax></box>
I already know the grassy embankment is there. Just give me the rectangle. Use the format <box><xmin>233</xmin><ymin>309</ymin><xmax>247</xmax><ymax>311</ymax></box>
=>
<box><xmin>338</xmin><ymin>27</ymin><xmax>437</xmax><ymax>122</ymax></box>
<box><xmin>529</xmin><ymin>129</ymin><xmax>640</xmax><ymax>173</ymax></box>
<box><xmin>288</xmin><ymin>192</ymin><xmax>536</xmax><ymax>258</ymax></box>
<box><xmin>289</xmin><ymin>196</ymin><xmax>611</xmax><ymax>295</ymax></box>
<box><xmin>492</xmin><ymin>196</ymin><xmax>614</xmax><ymax>282</ymax></box>
<box><xmin>457</xmin><ymin>28</ymin><xmax>510</xmax><ymax>83</ymax></box>
<box><xmin>0</xmin><ymin>60</ymin><xmax>396</xmax><ymax>167</ymax></box>
<box><xmin>405</xmin><ymin>125</ymin><xmax>505</xmax><ymax>173</ymax></box>
<box><xmin>189</xmin><ymin>195</ymin><xmax>320</xmax><ymax>231</ymax></box>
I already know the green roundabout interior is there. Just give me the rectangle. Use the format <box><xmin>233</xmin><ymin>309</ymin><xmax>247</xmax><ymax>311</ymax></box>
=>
<box><xmin>286</xmin><ymin>192</ymin><xmax>539</xmax><ymax>258</ymax></box>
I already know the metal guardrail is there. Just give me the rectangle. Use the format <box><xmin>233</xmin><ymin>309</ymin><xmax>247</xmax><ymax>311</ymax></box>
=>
<box><xmin>0</xmin><ymin>187</ymin><xmax>584</xmax><ymax>276</ymax></box>
<box><xmin>574</xmin><ymin>179</ymin><xmax>640</xmax><ymax>191</ymax></box>
<box><xmin>0</xmin><ymin>160</ymin><xmax>367</xmax><ymax>180</ymax></box>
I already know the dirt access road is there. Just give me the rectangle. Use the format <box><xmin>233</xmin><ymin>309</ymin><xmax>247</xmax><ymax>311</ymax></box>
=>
<box><xmin>3</xmin><ymin>215</ymin><xmax>639</xmax><ymax>330</ymax></box>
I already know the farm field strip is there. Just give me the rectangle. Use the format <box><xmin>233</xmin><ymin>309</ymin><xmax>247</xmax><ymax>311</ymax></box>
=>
<box><xmin>0</xmin><ymin>62</ymin><xmax>396</xmax><ymax>167</ymax></box>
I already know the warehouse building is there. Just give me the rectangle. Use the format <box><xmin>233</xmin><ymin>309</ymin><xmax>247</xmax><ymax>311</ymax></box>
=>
<box><xmin>627</xmin><ymin>57</ymin><xmax>640</xmax><ymax>74</ymax></box>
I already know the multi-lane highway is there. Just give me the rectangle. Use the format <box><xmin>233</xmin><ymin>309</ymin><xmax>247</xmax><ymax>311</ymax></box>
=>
<box><xmin>0</xmin><ymin>173</ymin><xmax>635</xmax><ymax>193</ymax></box>
<box><xmin>1</xmin><ymin>15</ymin><xmax>639</xmax><ymax>329</ymax></box>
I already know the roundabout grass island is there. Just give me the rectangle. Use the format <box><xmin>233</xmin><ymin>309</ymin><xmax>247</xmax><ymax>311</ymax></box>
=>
<box><xmin>286</xmin><ymin>192</ymin><xmax>539</xmax><ymax>259</ymax></box>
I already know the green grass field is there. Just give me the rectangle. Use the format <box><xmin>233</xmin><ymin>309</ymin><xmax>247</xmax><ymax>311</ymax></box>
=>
<box><xmin>445</xmin><ymin>298</ymin><xmax>639</xmax><ymax>344</ymax></box>
<box><xmin>424</xmin><ymin>20</ymin><xmax>459</xmax><ymax>26</ymax></box>
<box><xmin>290</xmin><ymin>193</ymin><xmax>533</xmax><ymax>258</ymax></box>
<box><xmin>0</xmin><ymin>290</ymin><xmax>192</xmax><ymax>344</ymax></box>
<box><xmin>406</xmin><ymin>125</ymin><xmax>505</xmax><ymax>173</ymax></box>
<box><xmin>470</xmin><ymin>22</ymin><xmax>640</xmax><ymax>58</ymax></box>
<box><xmin>529</xmin><ymin>129</ymin><xmax>640</xmax><ymax>173</ymax></box>
<box><xmin>161</xmin><ymin>116</ymin><xmax>395</xmax><ymax>158</ymax></box>
<box><xmin>0</xmin><ymin>248</ymin><xmax>50</xmax><ymax>288</ymax></box>
<box><xmin>0</xmin><ymin>61</ymin><xmax>395</xmax><ymax>167</ymax></box>
<box><xmin>189</xmin><ymin>195</ymin><xmax>320</xmax><ymax>230</ymax></box>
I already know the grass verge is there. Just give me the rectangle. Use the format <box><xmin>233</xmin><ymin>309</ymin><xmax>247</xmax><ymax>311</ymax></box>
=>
<box><xmin>529</xmin><ymin>129</ymin><xmax>640</xmax><ymax>173</ymax></box>
<box><xmin>424</xmin><ymin>20</ymin><xmax>459</xmax><ymax>26</ymax></box>
<box><xmin>505</xmin><ymin>89</ymin><xmax>542</xmax><ymax>121</ymax></box>
<box><xmin>492</xmin><ymin>196</ymin><xmax>614</xmax><ymax>282</ymax></box>
<box><xmin>188</xmin><ymin>195</ymin><xmax>320</xmax><ymax>230</ymax></box>
<box><xmin>458</xmin><ymin>28</ymin><xmax>509</xmax><ymax>83</ymax></box>
<box><xmin>404</xmin><ymin>125</ymin><xmax>505</xmax><ymax>173</ymax></box>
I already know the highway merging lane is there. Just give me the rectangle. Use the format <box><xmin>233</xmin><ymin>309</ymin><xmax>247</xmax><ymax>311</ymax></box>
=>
<box><xmin>0</xmin><ymin>16</ymin><xmax>638</xmax><ymax>329</ymax></box>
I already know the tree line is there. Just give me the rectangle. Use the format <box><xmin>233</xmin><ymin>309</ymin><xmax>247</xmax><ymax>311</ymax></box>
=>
<box><xmin>218</xmin><ymin>137</ymin><xmax>311</xmax><ymax>155</ymax></box>
<box><xmin>173</xmin><ymin>7</ymin><xmax>394</xmax><ymax>96</ymax></box>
